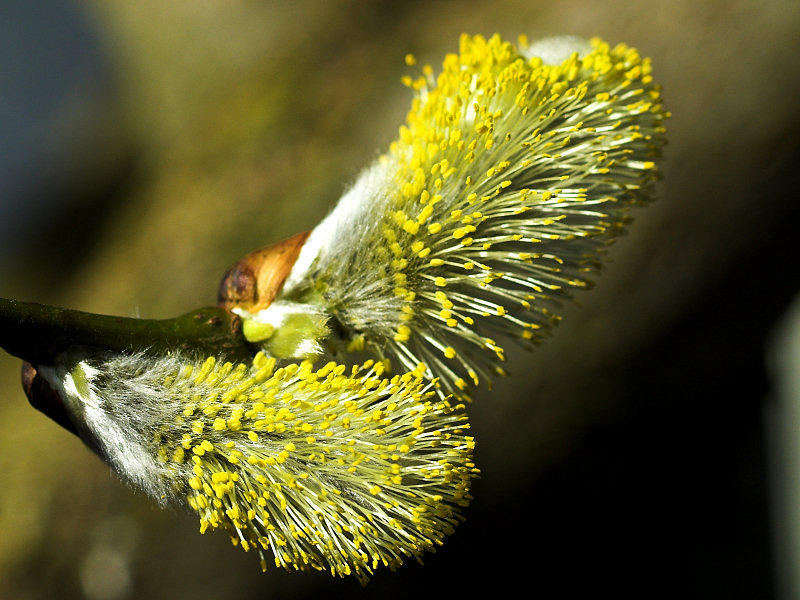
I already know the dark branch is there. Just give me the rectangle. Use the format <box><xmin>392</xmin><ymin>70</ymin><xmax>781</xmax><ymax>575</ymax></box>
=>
<box><xmin>0</xmin><ymin>298</ymin><xmax>254</xmax><ymax>365</ymax></box>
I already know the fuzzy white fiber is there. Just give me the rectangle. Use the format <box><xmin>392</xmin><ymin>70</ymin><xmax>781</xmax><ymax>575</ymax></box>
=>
<box><xmin>42</xmin><ymin>353</ymin><xmax>193</xmax><ymax>502</ymax></box>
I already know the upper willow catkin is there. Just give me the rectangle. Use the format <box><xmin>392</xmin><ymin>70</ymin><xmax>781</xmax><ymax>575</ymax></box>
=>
<box><xmin>232</xmin><ymin>34</ymin><xmax>668</xmax><ymax>398</ymax></box>
<box><xmin>41</xmin><ymin>351</ymin><xmax>475</xmax><ymax>582</ymax></box>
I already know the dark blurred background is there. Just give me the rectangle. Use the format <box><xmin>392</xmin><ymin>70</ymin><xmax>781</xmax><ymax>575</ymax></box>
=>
<box><xmin>1</xmin><ymin>1</ymin><xmax>799</xmax><ymax>598</ymax></box>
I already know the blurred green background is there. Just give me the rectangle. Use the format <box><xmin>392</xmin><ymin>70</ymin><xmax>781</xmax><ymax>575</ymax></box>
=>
<box><xmin>1</xmin><ymin>1</ymin><xmax>799</xmax><ymax>598</ymax></box>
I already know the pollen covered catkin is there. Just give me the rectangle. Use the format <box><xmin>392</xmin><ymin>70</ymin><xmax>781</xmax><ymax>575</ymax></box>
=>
<box><xmin>46</xmin><ymin>351</ymin><xmax>476</xmax><ymax>582</ymax></box>
<box><xmin>234</xmin><ymin>34</ymin><xmax>668</xmax><ymax>399</ymax></box>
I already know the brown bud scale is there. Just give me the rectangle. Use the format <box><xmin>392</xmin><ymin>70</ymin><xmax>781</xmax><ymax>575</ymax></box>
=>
<box><xmin>217</xmin><ymin>231</ymin><xmax>309</xmax><ymax>312</ymax></box>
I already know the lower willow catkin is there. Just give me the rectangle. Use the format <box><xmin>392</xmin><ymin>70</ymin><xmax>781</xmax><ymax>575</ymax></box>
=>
<box><xmin>41</xmin><ymin>351</ymin><xmax>476</xmax><ymax>582</ymax></box>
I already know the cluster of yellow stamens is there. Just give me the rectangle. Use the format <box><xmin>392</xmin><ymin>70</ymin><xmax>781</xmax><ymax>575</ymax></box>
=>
<box><xmin>274</xmin><ymin>34</ymin><xmax>666</xmax><ymax>398</ymax></box>
<box><xmin>133</xmin><ymin>352</ymin><xmax>475</xmax><ymax>582</ymax></box>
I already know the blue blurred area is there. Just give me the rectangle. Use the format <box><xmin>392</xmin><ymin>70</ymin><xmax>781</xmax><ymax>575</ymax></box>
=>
<box><xmin>0</xmin><ymin>0</ymin><xmax>122</xmax><ymax>281</ymax></box>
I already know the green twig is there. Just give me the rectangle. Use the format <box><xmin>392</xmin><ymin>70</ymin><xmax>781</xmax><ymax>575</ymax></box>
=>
<box><xmin>0</xmin><ymin>298</ymin><xmax>253</xmax><ymax>365</ymax></box>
